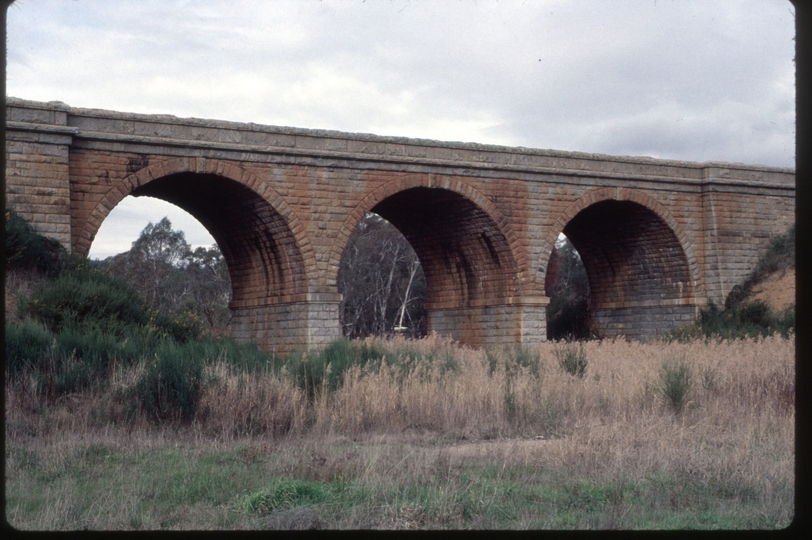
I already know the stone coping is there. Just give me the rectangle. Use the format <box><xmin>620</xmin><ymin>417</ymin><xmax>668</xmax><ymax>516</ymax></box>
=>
<box><xmin>6</xmin><ymin>97</ymin><xmax>796</xmax><ymax>187</ymax></box>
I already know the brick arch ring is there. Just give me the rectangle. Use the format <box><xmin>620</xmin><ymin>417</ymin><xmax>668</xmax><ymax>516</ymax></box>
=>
<box><xmin>76</xmin><ymin>157</ymin><xmax>320</xmax><ymax>285</ymax></box>
<box><xmin>538</xmin><ymin>186</ymin><xmax>702</xmax><ymax>293</ymax></box>
<box><xmin>324</xmin><ymin>174</ymin><xmax>530</xmax><ymax>289</ymax></box>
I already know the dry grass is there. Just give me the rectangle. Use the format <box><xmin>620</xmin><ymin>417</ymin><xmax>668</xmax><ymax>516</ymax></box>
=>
<box><xmin>5</xmin><ymin>334</ymin><xmax>795</xmax><ymax>529</ymax></box>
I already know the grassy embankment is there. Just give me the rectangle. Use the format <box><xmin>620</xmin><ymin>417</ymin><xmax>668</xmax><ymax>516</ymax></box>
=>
<box><xmin>4</xmin><ymin>214</ymin><xmax>795</xmax><ymax>529</ymax></box>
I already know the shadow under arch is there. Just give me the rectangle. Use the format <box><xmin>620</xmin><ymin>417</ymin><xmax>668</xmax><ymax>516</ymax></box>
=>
<box><xmin>329</xmin><ymin>176</ymin><xmax>529</xmax><ymax>347</ymax></box>
<box><xmin>77</xmin><ymin>158</ymin><xmax>316</xmax><ymax>308</ymax></box>
<box><xmin>541</xmin><ymin>188</ymin><xmax>704</xmax><ymax>339</ymax></box>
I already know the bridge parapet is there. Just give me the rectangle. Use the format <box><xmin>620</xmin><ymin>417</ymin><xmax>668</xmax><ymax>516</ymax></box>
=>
<box><xmin>8</xmin><ymin>98</ymin><xmax>794</xmax><ymax>188</ymax></box>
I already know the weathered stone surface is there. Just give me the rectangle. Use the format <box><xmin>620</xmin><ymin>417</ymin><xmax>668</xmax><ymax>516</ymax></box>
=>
<box><xmin>5</xmin><ymin>98</ymin><xmax>795</xmax><ymax>351</ymax></box>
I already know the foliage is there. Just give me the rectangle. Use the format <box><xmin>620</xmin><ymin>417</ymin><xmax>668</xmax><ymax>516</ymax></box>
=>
<box><xmin>134</xmin><ymin>344</ymin><xmax>205</xmax><ymax>423</ymax></box>
<box><xmin>656</xmin><ymin>357</ymin><xmax>693</xmax><ymax>414</ymax></box>
<box><xmin>286</xmin><ymin>339</ymin><xmax>388</xmax><ymax>397</ymax></box>
<box><xmin>338</xmin><ymin>213</ymin><xmax>427</xmax><ymax>339</ymax></box>
<box><xmin>22</xmin><ymin>264</ymin><xmax>150</xmax><ymax>335</ymax></box>
<box><xmin>665</xmin><ymin>224</ymin><xmax>795</xmax><ymax>341</ymax></box>
<box><xmin>554</xmin><ymin>342</ymin><xmax>588</xmax><ymax>378</ymax></box>
<box><xmin>545</xmin><ymin>236</ymin><xmax>592</xmax><ymax>340</ymax></box>
<box><xmin>181</xmin><ymin>245</ymin><xmax>232</xmax><ymax>331</ymax></box>
<box><xmin>666</xmin><ymin>300</ymin><xmax>794</xmax><ymax>342</ymax></box>
<box><xmin>5</xmin><ymin>318</ymin><xmax>55</xmax><ymax>375</ymax></box>
<box><xmin>5</xmin><ymin>210</ymin><xmax>65</xmax><ymax>276</ymax></box>
<box><xmin>106</xmin><ymin>217</ymin><xmax>190</xmax><ymax>309</ymax></box>
<box><xmin>725</xmin><ymin>224</ymin><xmax>794</xmax><ymax>313</ymax></box>
<box><xmin>98</xmin><ymin>217</ymin><xmax>231</xmax><ymax>334</ymax></box>
<box><xmin>4</xmin><ymin>213</ymin><xmax>272</xmax><ymax>419</ymax></box>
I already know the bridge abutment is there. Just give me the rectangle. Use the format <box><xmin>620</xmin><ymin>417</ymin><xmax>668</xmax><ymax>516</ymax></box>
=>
<box><xmin>426</xmin><ymin>299</ymin><xmax>549</xmax><ymax>348</ymax></box>
<box><xmin>590</xmin><ymin>302</ymin><xmax>704</xmax><ymax>341</ymax></box>
<box><xmin>229</xmin><ymin>295</ymin><xmax>342</xmax><ymax>355</ymax></box>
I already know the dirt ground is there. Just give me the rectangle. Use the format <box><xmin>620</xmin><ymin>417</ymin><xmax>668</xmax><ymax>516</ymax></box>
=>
<box><xmin>752</xmin><ymin>268</ymin><xmax>796</xmax><ymax>312</ymax></box>
<box><xmin>444</xmin><ymin>437</ymin><xmax>560</xmax><ymax>459</ymax></box>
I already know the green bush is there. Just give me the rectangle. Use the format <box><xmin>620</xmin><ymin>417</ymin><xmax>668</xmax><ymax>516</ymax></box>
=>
<box><xmin>555</xmin><ymin>343</ymin><xmax>588</xmax><ymax>378</ymax></box>
<box><xmin>193</xmin><ymin>336</ymin><xmax>281</xmax><ymax>374</ymax></box>
<box><xmin>146</xmin><ymin>309</ymin><xmax>202</xmax><ymax>343</ymax></box>
<box><xmin>135</xmin><ymin>343</ymin><xmax>205</xmax><ymax>422</ymax></box>
<box><xmin>665</xmin><ymin>299</ymin><xmax>795</xmax><ymax>342</ymax></box>
<box><xmin>735</xmin><ymin>300</ymin><xmax>772</xmax><ymax>328</ymax></box>
<box><xmin>665</xmin><ymin>224</ymin><xmax>795</xmax><ymax>342</ymax></box>
<box><xmin>284</xmin><ymin>338</ymin><xmax>462</xmax><ymax>398</ymax></box>
<box><xmin>287</xmin><ymin>339</ymin><xmax>387</xmax><ymax>397</ymax></box>
<box><xmin>24</xmin><ymin>268</ymin><xmax>149</xmax><ymax>334</ymax></box>
<box><xmin>54</xmin><ymin>325</ymin><xmax>120</xmax><ymax>377</ymax></box>
<box><xmin>4</xmin><ymin>210</ymin><xmax>65</xmax><ymax>276</ymax></box>
<box><xmin>657</xmin><ymin>358</ymin><xmax>693</xmax><ymax>414</ymax></box>
<box><xmin>5</xmin><ymin>319</ymin><xmax>54</xmax><ymax>376</ymax></box>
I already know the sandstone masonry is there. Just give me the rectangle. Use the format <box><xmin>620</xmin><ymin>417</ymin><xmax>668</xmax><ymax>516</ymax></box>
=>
<box><xmin>5</xmin><ymin>98</ymin><xmax>795</xmax><ymax>351</ymax></box>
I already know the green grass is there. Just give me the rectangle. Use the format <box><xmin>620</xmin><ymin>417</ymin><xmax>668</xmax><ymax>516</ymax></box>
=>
<box><xmin>5</xmin><ymin>439</ymin><xmax>793</xmax><ymax>530</ymax></box>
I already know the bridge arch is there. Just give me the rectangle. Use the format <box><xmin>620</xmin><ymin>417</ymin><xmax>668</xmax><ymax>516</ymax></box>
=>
<box><xmin>541</xmin><ymin>187</ymin><xmax>704</xmax><ymax>339</ymax></box>
<box><xmin>329</xmin><ymin>175</ymin><xmax>529</xmax><ymax>346</ymax></box>
<box><xmin>76</xmin><ymin>158</ymin><xmax>318</xmax><ymax>308</ymax></box>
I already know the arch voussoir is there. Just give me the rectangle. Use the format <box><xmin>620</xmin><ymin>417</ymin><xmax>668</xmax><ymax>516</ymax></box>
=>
<box><xmin>326</xmin><ymin>173</ymin><xmax>542</xmax><ymax>348</ymax></box>
<box><xmin>542</xmin><ymin>187</ymin><xmax>705</xmax><ymax>340</ymax></box>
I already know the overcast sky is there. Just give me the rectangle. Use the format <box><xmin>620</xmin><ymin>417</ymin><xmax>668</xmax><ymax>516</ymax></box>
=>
<box><xmin>6</xmin><ymin>0</ymin><xmax>796</xmax><ymax>259</ymax></box>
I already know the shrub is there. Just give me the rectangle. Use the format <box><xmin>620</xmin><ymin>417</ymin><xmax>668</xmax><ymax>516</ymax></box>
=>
<box><xmin>688</xmin><ymin>300</ymin><xmax>794</xmax><ymax>341</ymax></box>
<box><xmin>656</xmin><ymin>357</ymin><xmax>693</xmax><ymax>414</ymax></box>
<box><xmin>24</xmin><ymin>268</ymin><xmax>149</xmax><ymax>334</ymax></box>
<box><xmin>54</xmin><ymin>325</ymin><xmax>120</xmax><ymax>379</ymax></box>
<box><xmin>4</xmin><ymin>319</ymin><xmax>54</xmax><ymax>376</ymax></box>
<box><xmin>146</xmin><ymin>309</ymin><xmax>202</xmax><ymax>343</ymax></box>
<box><xmin>4</xmin><ymin>210</ymin><xmax>65</xmax><ymax>276</ymax></box>
<box><xmin>735</xmin><ymin>300</ymin><xmax>772</xmax><ymax>328</ymax></box>
<box><xmin>555</xmin><ymin>342</ymin><xmax>588</xmax><ymax>378</ymax></box>
<box><xmin>135</xmin><ymin>344</ymin><xmax>205</xmax><ymax>422</ymax></box>
<box><xmin>662</xmin><ymin>322</ymin><xmax>703</xmax><ymax>343</ymax></box>
<box><xmin>185</xmin><ymin>335</ymin><xmax>280</xmax><ymax>374</ymax></box>
<box><xmin>287</xmin><ymin>339</ymin><xmax>388</xmax><ymax>397</ymax></box>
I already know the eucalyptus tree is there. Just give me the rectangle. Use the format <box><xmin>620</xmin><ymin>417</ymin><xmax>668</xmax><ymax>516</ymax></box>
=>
<box><xmin>338</xmin><ymin>213</ymin><xmax>426</xmax><ymax>339</ymax></box>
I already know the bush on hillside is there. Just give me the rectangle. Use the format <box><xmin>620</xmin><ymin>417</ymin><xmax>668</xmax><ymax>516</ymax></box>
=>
<box><xmin>725</xmin><ymin>225</ymin><xmax>795</xmax><ymax>312</ymax></box>
<box><xmin>665</xmin><ymin>224</ymin><xmax>795</xmax><ymax>341</ymax></box>
<box><xmin>23</xmin><ymin>265</ymin><xmax>150</xmax><ymax>335</ymax></box>
<box><xmin>5</xmin><ymin>210</ymin><xmax>65</xmax><ymax>276</ymax></box>
<box><xmin>5</xmin><ymin>318</ymin><xmax>55</xmax><ymax>376</ymax></box>
<box><xmin>666</xmin><ymin>298</ymin><xmax>794</xmax><ymax>342</ymax></box>
<box><xmin>21</xmin><ymin>261</ymin><xmax>202</xmax><ymax>343</ymax></box>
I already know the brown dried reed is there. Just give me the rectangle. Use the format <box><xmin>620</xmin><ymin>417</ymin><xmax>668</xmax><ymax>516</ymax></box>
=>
<box><xmin>5</xmin><ymin>334</ymin><xmax>794</xmax><ymax>528</ymax></box>
<box><xmin>7</xmin><ymin>334</ymin><xmax>793</xmax><ymax>445</ymax></box>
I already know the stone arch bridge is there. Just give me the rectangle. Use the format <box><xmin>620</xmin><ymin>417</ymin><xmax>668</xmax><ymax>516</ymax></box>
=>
<box><xmin>5</xmin><ymin>98</ymin><xmax>795</xmax><ymax>353</ymax></box>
